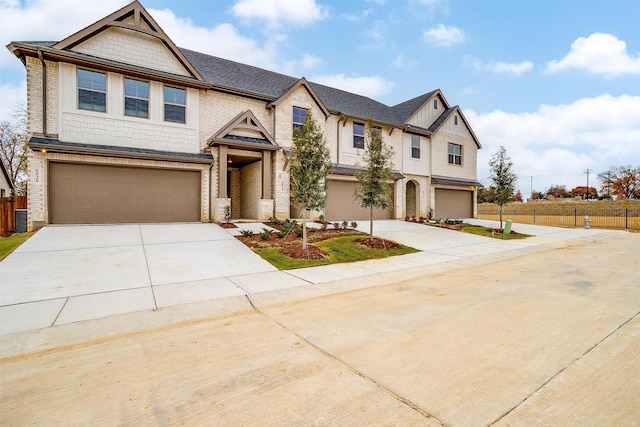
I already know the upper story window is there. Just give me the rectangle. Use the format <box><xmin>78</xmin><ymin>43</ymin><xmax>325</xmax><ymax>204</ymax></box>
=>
<box><xmin>454</xmin><ymin>115</ymin><xmax>458</xmax><ymax>125</ymax></box>
<box><xmin>292</xmin><ymin>107</ymin><xmax>307</xmax><ymax>131</ymax></box>
<box><xmin>448</xmin><ymin>143</ymin><xmax>462</xmax><ymax>165</ymax></box>
<box><xmin>411</xmin><ymin>135</ymin><xmax>420</xmax><ymax>159</ymax></box>
<box><xmin>433</xmin><ymin>99</ymin><xmax>438</xmax><ymax>110</ymax></box>
<box><xmin>78</xmin><ymin>69</ymin><xmax>106</xmax><ymax>112</ymax></box>
<box><xmin>164</xmin><ymin>86</ymin><xmax>186</xmax><ymax>124</ymax></box>
<box><xmin>124</xmin><ymin>78</ymin><xmax>149</xmax><ymax>118</ymax></box>
<box><xmin>353</xmin><ymin>122</ymin><xmax>365</xmax><ymax>149</ymax></box>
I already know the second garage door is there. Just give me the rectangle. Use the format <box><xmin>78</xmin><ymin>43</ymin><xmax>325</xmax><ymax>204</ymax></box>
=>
<box><xmin>325</xmin><ymin>180</ymin><xmax>393</xmax><ymax>221</ymax></box>
<box><xmin>49</xmin><ymin>162</ymin><xmax>201</xmax><ymax>224</ymax></box>
<box><xmin>434</xmin><ymin>188</ymin><xmax>473</xmax><ymax>219</ymax></box>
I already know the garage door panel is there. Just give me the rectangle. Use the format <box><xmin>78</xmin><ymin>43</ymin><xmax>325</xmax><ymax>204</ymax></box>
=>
<box><xmin>434</xmin><ymin>189</ymin><xmax>473</xmax><ymax>219</ymax></box>
<box><xmin>49</xmin><ymin>162</ymin><xmax>201</xmax><ymax>224</ymax></box>
<box><xmin>325</xmin><ymin>180</ymin><xmax>393</xmax><ymax>221</ymax></box>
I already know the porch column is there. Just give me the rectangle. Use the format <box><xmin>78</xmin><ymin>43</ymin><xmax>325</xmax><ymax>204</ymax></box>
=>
<box><xmin>262</xmin><ymin>150</ymin><xmax>271</xmax><ymax>198</ymax></box>
<box><xmin>218</xmin><ymin>145</ymin><xmax>228</xmax><ymax>198</ymax></box>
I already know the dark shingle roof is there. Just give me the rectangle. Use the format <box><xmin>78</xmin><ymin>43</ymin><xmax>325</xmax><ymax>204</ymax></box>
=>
<box><xmin>391</xmin><ymin>90</ymin><xmax>438</xmax><ymax>122</ymax></box>
<box><xmin>428</xmin><ymin>107</ymin><xmax>457</xmax><ymax>133</ymax></box>
<box><xmin>180</xmin><ymin>47</ymin><xmax>428</xmax><ymax>126</ymax></box>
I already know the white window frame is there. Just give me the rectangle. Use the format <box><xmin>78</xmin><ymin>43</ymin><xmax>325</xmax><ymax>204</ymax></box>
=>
<box><xmin>353</xmin><ymin>122</ymin><xmax>365</xmax><ymax>149</ymax></box>
<box><xmin>292</xmin><ymin>107</ymin><xmax>307</xmax><ymax>131</ymax></box>
<box><xmin>448</xmin><ymin>143</ymin><xmax>462</xmax><ymax>165</ymax></box>
<box><xmin>411</xmin><ymin>135</ymin><xmax>420</xmax><ymax>159</ymax></box>
<box><xmin>164</xmin><ymin>85</ymin><xmax>186</xmax><ymax>124</ymax></box>
<box><xmin>124</xmin><ymin>78</ymin><xmax>149</xmax><ymax>119</ymax></box>
<box><xmin>77</xmin><ymin>68</ymin><xmax>106</xmax><ymax>112</ymax></box>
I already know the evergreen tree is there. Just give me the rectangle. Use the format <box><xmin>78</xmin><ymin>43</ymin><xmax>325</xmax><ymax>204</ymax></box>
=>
<box><xmin>290</xmin><ymin>110</ymin><xmax>331</xmax><ymax>250</ymax></box>
<box><xmin>355</xmin><ymin>119</ymin><xmax>395</xmax><ymax>240</ymax></box>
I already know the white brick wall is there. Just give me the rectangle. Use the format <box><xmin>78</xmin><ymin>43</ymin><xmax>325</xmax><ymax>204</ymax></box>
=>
<box><xmin>74</xmin><ymin>27</ymin><xmax>189</xmax><ymax>76</ymax></box>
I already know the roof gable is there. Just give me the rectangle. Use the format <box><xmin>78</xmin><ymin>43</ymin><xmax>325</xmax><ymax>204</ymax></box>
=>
<box><xmin>429</xmin><ymin>106</ymin><xmax>482</xmax><ymax>149</ymax></box>
<box><xmin>54</xmin><ymin>1</ymin><xmax>202</xmax><ymax>80</ymax></box>
<box><xmin>1</xmin><ymin>160</ymin><xmax>14</xmax><ymax>191</ymax></box>
<box><xmin>268</xmin><ymin>78</ymin><xmax>329</xmax><ymax>118</ymax></box>
<box><xmin>208</xmin><ymin>110</ymin><xmax>279</xmax><ymax>151</ymax></box>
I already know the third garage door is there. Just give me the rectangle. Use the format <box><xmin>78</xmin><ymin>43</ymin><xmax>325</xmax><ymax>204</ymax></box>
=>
<box><xmin>325</xmin><ymin>180</ymin><xmax>393</xmax><ymax>221</ymax></box>
<box><xmin>434</xmin><ymin>188</ymin><xmax>473</xmax><ymax>219</ymax></box>
<box><xmin>49</xmin><ymin>162</ymin><xmax>201</xmax><ymax>224</ymax></box>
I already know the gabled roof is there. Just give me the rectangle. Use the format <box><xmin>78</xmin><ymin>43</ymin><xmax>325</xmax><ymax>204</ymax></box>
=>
<box><xmin>428</xmin><ymin>106</ymin><xmax>482</xmax><ymax>149</ymax></box>
<box><xmin>1</xmin><ymin>160</ymin><xmax>14</xmax><ymax>191</ymax></box>
<box><xmin>54</xmin><ymin>0</ymin><xmax>202</xmax><ymax>80</ymax></box>
<box><xmin>391</xmin><ymin>90</ymin><xmax>439</xmax><ymax>122</ymax></box>
<box><xmin>208</xmin><ymin>110</ymin><xmax>279</xmax><ymax>151</ymax></box>
<box><xmin>268</xmin><ymin>78</ymin><xmax>329</xmax><ymax>118</ymax></box>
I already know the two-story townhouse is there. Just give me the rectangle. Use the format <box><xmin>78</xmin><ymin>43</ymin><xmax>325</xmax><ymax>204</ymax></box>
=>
<box><xmin>7</xmin><ymin>1</ymin><xmax>481</xmax><ymax>231</ymax></box>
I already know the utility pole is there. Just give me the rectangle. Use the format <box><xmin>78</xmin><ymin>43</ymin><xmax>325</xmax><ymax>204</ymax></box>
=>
<box><xmin>584</xmin><ymin>168</ymin><xmax>592</xmax><ymax>200</ymax></box>
<box><xmin>530</xmin><ymin>176</ymin><xmax>533</xmax><ymax>198</ymax></box>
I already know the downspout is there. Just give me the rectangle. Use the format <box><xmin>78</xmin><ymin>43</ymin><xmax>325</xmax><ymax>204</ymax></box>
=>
<box><xmin>37</xmin><ymin>49</ymin><xmax>47</xmax><ymax>136</ymax></box>
<box><xmin>208</xmin><ymin>159</ymin><xmax>214</xmax><ymax>222</ymax></box>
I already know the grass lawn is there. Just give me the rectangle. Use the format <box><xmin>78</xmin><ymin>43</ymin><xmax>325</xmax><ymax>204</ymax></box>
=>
<box><xmin>254</xmin><ymin>234</ymin><xmax>419</xmax><ymax>270</ymax></box>
<box><xmin>0</xmin><ymin>232</ymin><xmax>34</xmax><ymax>261</ymax></box>
<box><xmin>459</xmin><ymin>224</ymin><xmax>531</xmax><ymax>239</ymax></box>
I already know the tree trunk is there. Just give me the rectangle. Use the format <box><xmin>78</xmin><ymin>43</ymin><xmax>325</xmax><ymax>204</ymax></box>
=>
<box><xmin>302</xmin><ymin>209</ymin><xmax>308</xmax><ymax>250</ymax></box>
<box><xmin>369</xmin><ymin>206</ymin><xmax>374</xmax><ymax>241</ymax></box>
<box><xmin>499</xmin><ymin>204</ymin><xmax>504</xmax><ymax>231</ymax></box>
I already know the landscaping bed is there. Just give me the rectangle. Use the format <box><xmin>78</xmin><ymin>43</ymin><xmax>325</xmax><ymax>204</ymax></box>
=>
<box><xmin>404</xmin><ymin>218</ymin><xmax>531</xmax><ymax>239</ymax></box>
<box><xmin>234</xmin><ymin>220</ymin><xmax>416</xmax><ymax>269</ymax></box>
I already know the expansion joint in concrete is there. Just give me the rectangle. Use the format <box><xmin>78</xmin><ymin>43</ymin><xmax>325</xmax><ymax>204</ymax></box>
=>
<box><xmin>253</xmin><ymin>307</ymin><xmax>448</xmax><ymax>426</ymax></box>
<box><xmin>488</xmin><ymin>310</ymin><xmax>640</xmax><ymax>426</ymax></box>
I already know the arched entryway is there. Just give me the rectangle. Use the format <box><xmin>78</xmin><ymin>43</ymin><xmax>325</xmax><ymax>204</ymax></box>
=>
<box><xmin>406</xmin><ymin>180</ymin><xmax>419</xmax><ymax>218</ymax></box>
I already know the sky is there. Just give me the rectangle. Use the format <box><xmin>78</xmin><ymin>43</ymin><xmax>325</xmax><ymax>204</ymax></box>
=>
<box><xmin>1</xmin><ymin>0</ymin><xmax>639</xmax><ymax>196</ymax></box>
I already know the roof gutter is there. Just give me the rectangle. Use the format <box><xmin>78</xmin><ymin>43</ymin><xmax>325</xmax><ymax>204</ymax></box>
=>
<box><xmin>37</xmin><ymin>49</ymin><xmax>47</xmax><ymax>136</ymax></box>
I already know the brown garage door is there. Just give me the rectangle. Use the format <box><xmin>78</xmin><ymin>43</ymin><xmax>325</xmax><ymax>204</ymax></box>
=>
<box><xmin>325</xmin><ymin>180</ymin><xmax>393</xmax><ymax>221</ymax></box>
<box><xmin>434</xmin><ymin>188</ymin><xmax>473</xmax><ymax>219</ymax></box>
<box><xmin>49</xmin><ymin>162</ymin><xmax>201</xmax><ymax>224</ymax></box>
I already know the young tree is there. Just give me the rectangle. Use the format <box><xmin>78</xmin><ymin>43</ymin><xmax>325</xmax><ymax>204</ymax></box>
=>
<box><xmin>598</xmin><ymin>165</ymin><xmax>640</xmax><ymax>199</ymax></box>
<box><xmin>488</xmin><ymin>146</ymin><xmax>517</xmax><ymax>230</ymax></box>
<box><xmin>355</xmin><ymin>120</ymin><xmax>394</xmax><ymax>240</ymax></box>
<box><xmin>0</xmin><ymin>104</ymin><xmax>28</xmax><ymax>195</ymax></box>
<box><xmin>290</xmin><ymin>110</ymin><xmax>331</xmax><ymax>250</ymax></box>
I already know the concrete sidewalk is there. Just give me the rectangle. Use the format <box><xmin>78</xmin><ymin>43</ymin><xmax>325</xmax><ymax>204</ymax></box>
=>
<box><xmin>0</xmin><ymin>220</ymin><xmax>612</xmax><ymax>342</ymax></box>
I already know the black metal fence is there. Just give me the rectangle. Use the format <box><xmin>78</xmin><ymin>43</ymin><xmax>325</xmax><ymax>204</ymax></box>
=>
<box><xmin>477</xmin><ymin>207</ymin><xmax>640</xmax><ymax>230</ymax></box>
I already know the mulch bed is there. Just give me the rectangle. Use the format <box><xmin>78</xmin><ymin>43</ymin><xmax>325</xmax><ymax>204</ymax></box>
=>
<box><xmin>234</xmin><ymin>222</ymin><xmax>401</xmax><ymax>259</ymax></box>
<box><xmin>218</xmin><ymin>222</ymin><xmax>237</xmax><ymax>229</ymax></box>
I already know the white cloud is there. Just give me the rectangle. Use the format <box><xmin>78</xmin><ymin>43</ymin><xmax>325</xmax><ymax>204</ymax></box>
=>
<box><xmin>150</xmin><ymin>9</ymin><xmax>283</xmax><ymax>71</ymax></box>
<box><xmin>231</xmin><ymin>0</ymin><xmax>328</xmax><ymax>28</ymax></box>
<box><xmin>492</xmin><ymin>61</ymin><xmax>534</xmax><ymax>76</ymax></box>
<box><xmin>392</xmin><ymin>54</ymin><xmax>415</xmax><ymax>69</ymax></box>
<box><xmin>0</xmin><ymin>0</ymin><xmax>128</xmax><ymax>71</ymax></box>
<box><xmin>464</xmin><ymin>56</ymin><xmax>533</xmax><ymax>76</ymax></box>
<box><xmin>342</xmin><ymin>9</ymin><xmax>373</xmax><ymax>21</ymax></box>
<box><xmin>310</xmin><ymin>74</ymin><xmax>394</xmax><ymax>98</ymax></box>
<box><xmin>545</xmin><ymin>33</ymin><xmax>640</xmax><ymax>78</ymax></box>
<box><xmin>466</xmin><ymin>94</ymin><xmax>640</xmax><ymax>192</ymax></box>
<box><xmin>423</xmin><ymin>24</ymin><xmax>464</xmax><ymax>48</ymax></box>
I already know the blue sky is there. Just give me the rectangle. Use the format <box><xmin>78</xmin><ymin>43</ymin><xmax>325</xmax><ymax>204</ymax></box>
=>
<box><xmin>1</xmin><ymin>0</ymin><xmax>639</xmax><ymax>196</ymax></box>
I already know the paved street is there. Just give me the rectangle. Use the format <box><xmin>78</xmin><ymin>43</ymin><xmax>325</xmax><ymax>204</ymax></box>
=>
<box><xmin>1</xmin><ymin>228</ymin><xmax>638</xmax><ymax>425</ymax></box>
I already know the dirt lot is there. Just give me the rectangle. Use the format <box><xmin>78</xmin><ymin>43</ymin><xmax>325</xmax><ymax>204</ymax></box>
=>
<box><xmin>1</xmin><ymin>231</ymin><xmax>638</xmax><ymax>426</ymax></box>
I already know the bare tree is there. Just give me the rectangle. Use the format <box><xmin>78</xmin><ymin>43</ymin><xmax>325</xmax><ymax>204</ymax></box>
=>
<box><xmin>0</xmin><ymin>104</ymin><xmax>28</xmax><ymax>195</ymax></box>
<box><xmin>598</xmin><ymin>165</ymin><xmax>640</xmax><ymax>199</ymax></box>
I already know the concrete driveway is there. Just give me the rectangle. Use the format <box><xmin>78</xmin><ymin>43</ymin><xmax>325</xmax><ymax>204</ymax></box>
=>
<box><xmin>1</xmin><ymin>224</ymin><xmax>637</xmax><ymax>425</ymax></box>
<box><xmin>0</xmin><ymin>220</ymin><xmax>610</xmax><ymax>337</ymax></box>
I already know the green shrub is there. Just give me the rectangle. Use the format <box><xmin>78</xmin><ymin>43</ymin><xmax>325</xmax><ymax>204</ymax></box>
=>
<box><xmin>239</xmin><ymin>229</ymin><xmax>254</xmax><ymax>237</ymax></box>
<box><xmin>259</xmin><ymin>228</ymin><xmax>272</xmax><ymax>240</ymax></box>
